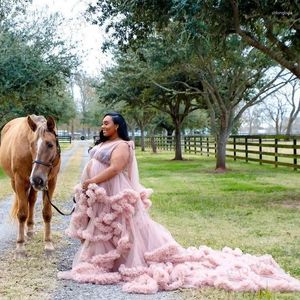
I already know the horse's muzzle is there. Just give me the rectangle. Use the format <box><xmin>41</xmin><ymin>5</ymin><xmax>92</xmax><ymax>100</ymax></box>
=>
<box><xmin>30</xmin><ymin>176</ymin><xmax>48</xmax><ymax>191</ymax></box>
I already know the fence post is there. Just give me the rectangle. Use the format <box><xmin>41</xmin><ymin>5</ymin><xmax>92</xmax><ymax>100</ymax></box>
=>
<box><xmin>233</xmin><ymin>137</ymin><xmax>236</xmax><ymax>161</ymax></box>
<box><xmin>200</xmin><ymin>136</ymin><xmax>203</xmax><ymax>155</ymax></box>
<box><xmin>259</xmin><ymin>138</ymin><xmax>262</xmax><ymax>165</ymax></box>
<box><xmin>207</xmin><ymin>137</ymin><xmax>209</xmax><ymax>156</ymax></box>
<box><xmin>245</xmin><ymin>137</ymin><xmax>248</xmax><ymax>163</ymax></box>
<box><xmin>214</xmin><ymin>140</ymin><xmax>217</xmax><ymax>157</ymax></box>
<box><xmin>294</xmin><ymin>139</ymin><xmax>297</xmax><ymax>171</ymax></box>
<box><xmin>275</xmin><ymin>138</ymin><xmax>278</xmax><ymax>168</ymax></box>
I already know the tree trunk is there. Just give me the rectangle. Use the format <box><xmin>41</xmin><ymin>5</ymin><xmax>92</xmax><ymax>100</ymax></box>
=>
<box><xmin>151</xmin><ymin>136</ymin><xmax>157</xmax><ymax>153</ymax></box>
<box><xmin>286</xmin><ymin>120</ymin><xmax>293</xmax><ymax>136</ymax></box>
<box><xmin>71</xmin><ymin>120</ymin><xmax>74</xmax><ymax>140</ymax></box>
<box><xmin>286</xmin><ymin>114</ymin><xmax>298</xmax><ymax>136</ymax></box>
<box><xmin>215</xmin><ymin>130</ymin><xmax>228</xmax><ymax>171</ymax></box>
<box><xmin>167</xmin><ymin>129</ymin><xmax>173</xmax><ymax>136</ymax></box>
<box><xmin>174</xmin><ymin>125</ymin><xmax>183</xmax><ymax>160</ymax></box>
<box><xmin>166</xmin><ymin>129</ymin><xmax>173</xmax><ymax>147</ymax></box>
<box><xmin>140</xmin><ymin>126</ymin><xmax>145</xmax><ymax>151</ymax></box>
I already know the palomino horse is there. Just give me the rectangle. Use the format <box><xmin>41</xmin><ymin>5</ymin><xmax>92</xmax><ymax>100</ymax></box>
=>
<box><xmin>0</xmin><ymin>115</ymin><xmax>61</xmax><ymax>258</ymax></box>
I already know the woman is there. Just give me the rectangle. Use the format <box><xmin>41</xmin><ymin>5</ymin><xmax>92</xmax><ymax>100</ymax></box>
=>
<box><xmin>58</xmin><ymin>112</ymin><xmax>300</xmax><ymax>294</ymax></box>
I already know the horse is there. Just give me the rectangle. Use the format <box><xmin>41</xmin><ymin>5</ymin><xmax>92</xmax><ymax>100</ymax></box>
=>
<box><xmin>0</xmin><ymin>115</ymin><xmax>61</xmax><ymax>258</ymax></box>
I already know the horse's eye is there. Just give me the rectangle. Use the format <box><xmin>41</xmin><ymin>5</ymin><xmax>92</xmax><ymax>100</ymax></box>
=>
<box><xmin>47</xmin><ymin>142</ymin><xmax>54</xmax><ymax>148</ymax></box>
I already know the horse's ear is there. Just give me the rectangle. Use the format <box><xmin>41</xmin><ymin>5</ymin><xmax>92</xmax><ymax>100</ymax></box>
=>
<box><xmin>27</xmin><ymin>116</ymin><xmax>37</xmax><ymax>132</ymax></box>
<box><xmin>47</xmin><ymin>116</ymin><xmax>56</xmax><ymax>132</ymax></box>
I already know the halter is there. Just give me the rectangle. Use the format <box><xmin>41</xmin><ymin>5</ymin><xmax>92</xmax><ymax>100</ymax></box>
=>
<box><xmin>32</xmin><ymin>132</ymin><xmax>61</xmax><ymax>169</ymax></box>
<box><xmin>32</xmin><ymin>160</ymin><xmax>53</xmax><ymax>167</ymax></box>
<box><xmin>31</xmin><ymin>132</ymin><xmax>73</xmax><ymax>216</ymax></box>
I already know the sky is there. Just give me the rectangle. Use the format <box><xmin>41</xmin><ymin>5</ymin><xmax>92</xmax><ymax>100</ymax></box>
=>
<box><xmin>30</xmin><ymin>0</ymin><xmax>112</xmax><ymax>77</ymax></box>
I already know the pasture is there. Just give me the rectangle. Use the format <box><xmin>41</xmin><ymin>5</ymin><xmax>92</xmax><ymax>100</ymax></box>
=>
<box><xmin>138</xmin><ymin>151</ymin><xmax>300</xmax><ymax>299</ymax></box>
<box><xmin>0</xmin><ymin>145</ymin><xmax>299</xmax><ymax>299</ymax></box>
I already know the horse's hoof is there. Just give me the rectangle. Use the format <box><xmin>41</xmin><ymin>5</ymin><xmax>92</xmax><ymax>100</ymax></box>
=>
<box><xmin>14</xmin><ymin>250</ymin><xmax>27</xmax><ymax>259</ymax></box>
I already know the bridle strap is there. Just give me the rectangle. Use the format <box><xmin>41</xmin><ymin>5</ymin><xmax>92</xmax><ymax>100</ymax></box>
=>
<box><xmin>32</xmin><ymin>160</ymin><xmax>53</xmax><ymax>168</ymax></box>
<box><xmin>31</xmin><ymin>131</ymin><xmax>74</xmax><ymax>216</ymax></box>
<box><xmin>32</xmin><ymin>132</ymin><xmax>61</xmax><ymax>169</ymax></box>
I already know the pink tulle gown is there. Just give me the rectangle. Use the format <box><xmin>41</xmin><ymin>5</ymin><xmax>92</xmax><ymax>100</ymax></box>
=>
<box><xmin>58</xmin><ymin>140</ymin><xmax>300</xmax><ymax>294</ymax></box>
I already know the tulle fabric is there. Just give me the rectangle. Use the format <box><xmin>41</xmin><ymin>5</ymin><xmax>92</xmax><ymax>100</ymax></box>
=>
<box><xmin>58</xmin><ymin>140</ymin><xmax>300</xmax><ymax>294</ymax></box>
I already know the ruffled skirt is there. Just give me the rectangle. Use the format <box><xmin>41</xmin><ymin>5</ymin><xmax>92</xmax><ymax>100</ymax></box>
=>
<box><xmin>58</xmin><ymin>184</ymin><xmax>300</xmax><ymax>294</ymax></box>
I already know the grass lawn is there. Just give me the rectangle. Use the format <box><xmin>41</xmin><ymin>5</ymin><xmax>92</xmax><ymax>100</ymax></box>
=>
<box><xmin>0</xmin><ymin>166</ymin><xmax>6</xmax><ymax>178</ymax></box>
<box><xmin>0</xmin><ymin>164</ymin><xmax>11</xmax><ymax>198</ymax></box>
<box><xmin>136</xmin><ymin>150</ymin><xmax>300</xmax><ymax>299</ymax></box>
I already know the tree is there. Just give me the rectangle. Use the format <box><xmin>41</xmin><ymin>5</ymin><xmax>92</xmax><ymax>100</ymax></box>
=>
<box><xmin>88</xmin><ymin>1</ymin><xmax>300</xmax><ymax>80</ymax></box>
<box><xmin>0</xmin><ymin>7</ymin><xmax>79</xmax><ymax>125</ymax></box>
<box><xmin>280</xmin><ymin>78</ymin><xmax>300</xmax><ymax>135</ymax></box>
<box><xmin>151</xmin><ymin>113</ymin><xmax>175</xmax><ymax>136</ymax></box>
<box><xmin>72</xmin><ymin>72</ymin><xmax>99</xmax><ymax>136</ymax></box>
<box><xmin>228</xmin><ymin>1</ymin><xmax>300</xmax><ymax>79</ymax></box>
<box><xmin>262</xmin><ymin>97</ymin><xmax>288</xmax><ymax>134</ymax></box>
<box><xmin>97</xmin><ymin>35</ymin><xmax>205</xmax><ymax>160</ymax></box>
<box><xmin>182</xmin><ymin>109</ymin><xmax>208</xmax><ymax>134</ymax></box>
<box><xmin>0</xmin><ymin>0</ymin><xmax>30</xmax><ymax>22</ymax></box>
<box><xmin>87</xmin><ymin>0</ymin><xmax>172</xmax><ymax>51</ymax></box>
<box><xmin>87</xmin><ymin>1</ymin><xmax>294</xmax><ymax>168</ymax></box>
<box><xmin>258</xmin><ymin>76</ymin><xmax>300</xmax><ymax>135</ymax></box>
<box><xmin>239</xmin><ymin>105</ymin><xmax>266</xmax><ymax>135</ymax></box>
<box><xmin>141</xmin><ymin>30</ymin><xmax>289</xmax><ymax>169</ymax></box>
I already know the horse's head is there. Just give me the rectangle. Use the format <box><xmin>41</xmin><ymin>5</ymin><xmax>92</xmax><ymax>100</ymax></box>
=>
<box><xmin>28</xmin><ymin>115</ymin><xmax>61</xmax><ymax>191</ymax></box>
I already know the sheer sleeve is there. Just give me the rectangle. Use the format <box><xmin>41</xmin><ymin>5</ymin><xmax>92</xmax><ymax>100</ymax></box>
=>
<box><xmin>127</xmin><ymin>141</ymin><xmax>144</xmax><ymax>192</ymax></box>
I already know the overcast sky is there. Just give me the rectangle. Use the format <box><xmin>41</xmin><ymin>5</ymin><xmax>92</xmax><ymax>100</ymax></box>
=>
<box><xmin>31</xmin><ymin>0</ymin><xmax>112</xmax><ymax>76</ymax></box>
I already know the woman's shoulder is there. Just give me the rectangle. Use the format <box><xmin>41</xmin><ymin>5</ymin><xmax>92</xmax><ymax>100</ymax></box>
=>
<box><xmin>113</xmin><ymin>140</ymin><xmax>134</xmax><ymax>150</ymax></box>
<box><xmin>94</xmin><ymin>139</ymin><xmax>134</xmax><ymax>153</ymax></box>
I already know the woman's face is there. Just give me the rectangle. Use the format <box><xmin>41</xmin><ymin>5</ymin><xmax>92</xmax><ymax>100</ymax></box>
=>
<box><xmin>101</xmin><ymin>115</ymin><xmax>118</xmax><ymax>139</ymax></box>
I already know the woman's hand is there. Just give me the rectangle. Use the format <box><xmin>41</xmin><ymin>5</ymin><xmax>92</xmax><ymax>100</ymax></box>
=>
<box><xmin>82</xmin><ymin>179</ymin><xmax>92</xmax><ymax>190</ymax></box>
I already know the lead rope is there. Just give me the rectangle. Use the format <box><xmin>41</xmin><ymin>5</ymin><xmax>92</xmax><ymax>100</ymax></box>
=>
<box><xmin>45</xmin><ymin>190</ymin><xmax>76</xmax><ymax>216</ymax></box>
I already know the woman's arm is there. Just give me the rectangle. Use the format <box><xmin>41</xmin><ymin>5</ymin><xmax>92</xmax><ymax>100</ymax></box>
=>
<box><xmin>82</xmin><ymin>142</ymin><xmax>130</xmax><ymax>189</ymax></box>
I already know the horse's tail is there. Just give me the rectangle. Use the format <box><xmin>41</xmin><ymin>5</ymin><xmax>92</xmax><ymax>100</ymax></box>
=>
<box><xmin>10</xmin><ymin>195</ymin><xmax>18</xmax><ymax>219</ymax></box>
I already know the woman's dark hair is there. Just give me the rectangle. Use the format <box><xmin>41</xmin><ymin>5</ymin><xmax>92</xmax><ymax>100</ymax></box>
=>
<box><xmin>94</xmin><ymin>112</ymin><xmax>130</xmax><ymax>145</ymax></box>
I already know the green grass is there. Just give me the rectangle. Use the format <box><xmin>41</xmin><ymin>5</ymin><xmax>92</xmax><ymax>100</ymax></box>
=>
<box><xmin>0</xmin><ymin>166</ymin><xmax>11</xmax><ymax>197</ymax></box>
<box><xmin>136</xmin><ymin>150</ymin><xmax>300</xmax><ymax>299</ymax></box>
<box><xmin>1</xmin><ymin>147</ymin><xmax>300</xmax><ymax>299</ymax></box>
<box><xmin>0</xmin><ymin>165</ymin><xmax>6</xmax><ymax>179</ymax></box>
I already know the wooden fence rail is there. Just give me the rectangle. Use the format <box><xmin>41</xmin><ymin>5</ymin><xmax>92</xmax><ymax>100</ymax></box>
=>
<box><xmin>136</xmin><ymin>135</ymin><xmax>300</xmax><ymax>170</ymax></box>
<box><xmin>58</xmin><ymin>135</ymin><xmax>72</xmax><ymax>143</ymax></box>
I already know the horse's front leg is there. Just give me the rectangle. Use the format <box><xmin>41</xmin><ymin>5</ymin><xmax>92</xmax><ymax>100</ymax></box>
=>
<box><xmin>42</xmin><ymin>178</ymin><xmax>57</xmax><ymax>255</ymax></box>
<box><xmin>26</xmin><ymin>187</ymin><xmax>37</xmax><ymax>238</ymax></box>
<box><xmin>14</xmin><ymin>177</ymin><xmax>30</xmax><ymax>258</ymax></box>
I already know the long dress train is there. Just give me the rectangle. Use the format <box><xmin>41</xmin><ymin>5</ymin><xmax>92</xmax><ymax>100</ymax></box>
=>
<box><xmin>58</xmin><ymin>140</ymin><xmax>300</xmax><ymax>294</ymax></box>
